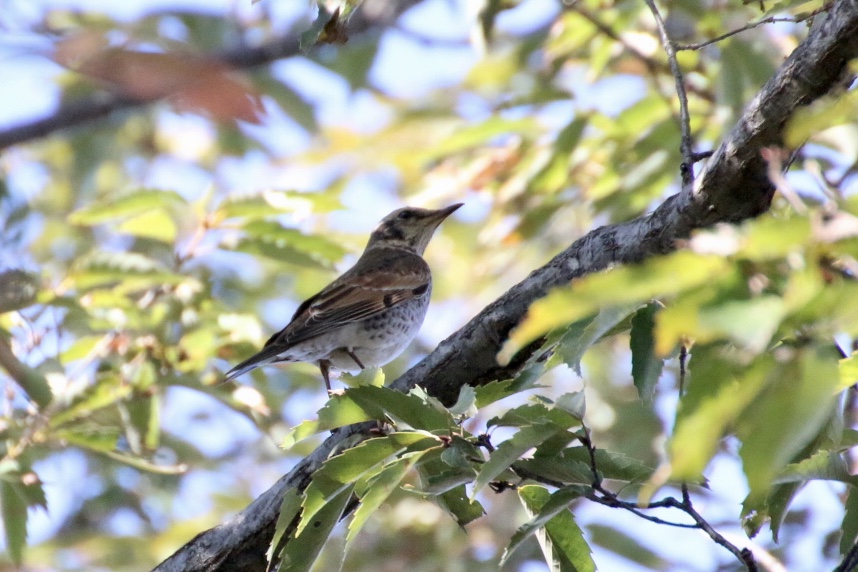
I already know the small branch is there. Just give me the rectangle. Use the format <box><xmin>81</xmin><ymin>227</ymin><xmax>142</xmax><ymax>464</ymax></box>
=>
<box><xmin>676</xmin><ymin>5</ymin><xmax>832</xmax><ymax>52</ymax></box>
<box><xmin>578</xmin><ymin>425</ymin><xmax>756</xmax><ymax>570</ymax></box>
<box><xmin>643</xmin><ymin>0</ymin><xmax>695</xmax><ymax>188</ymax></box>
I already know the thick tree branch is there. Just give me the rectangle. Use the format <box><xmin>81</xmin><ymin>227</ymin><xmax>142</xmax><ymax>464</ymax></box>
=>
<box><xmin>154</xmin><ymin>1</ymin><xmax>858</xmax><ymax>570</ymax></box>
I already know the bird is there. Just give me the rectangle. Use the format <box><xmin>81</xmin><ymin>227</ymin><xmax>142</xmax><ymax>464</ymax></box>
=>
<box><xmin>223</xmin><ymin>203</ymin><xmax>462</xmax><ymax>390</ymax></box>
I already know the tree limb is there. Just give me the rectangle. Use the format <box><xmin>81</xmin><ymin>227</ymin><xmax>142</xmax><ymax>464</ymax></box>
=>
<box><xmin>154</xmin><ymin>0</ymin><xmax>858</xmax><ymax>570</ymax></box>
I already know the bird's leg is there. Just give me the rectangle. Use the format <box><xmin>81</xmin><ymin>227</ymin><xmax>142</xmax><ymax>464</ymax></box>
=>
<box><xmin>345</xmin><ymin>349</ymin><xmax>365</xmax><ymax>370</ymax></box>
<box><xmin>319</xmin><ymin>359</ymin><xmax>332</xmax><ymax>391</ymax></box>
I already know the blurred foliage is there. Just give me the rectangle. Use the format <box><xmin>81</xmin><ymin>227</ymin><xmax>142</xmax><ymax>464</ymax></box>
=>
<box><xmin>0</xmin><ymin>0</ymin><xmax>857</xmax><ymax>570</ymax></box>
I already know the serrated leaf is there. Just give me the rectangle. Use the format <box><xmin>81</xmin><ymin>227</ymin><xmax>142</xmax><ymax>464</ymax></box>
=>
<box><xmin>267</xmin><ymin>489</ymin><xmax>303</xmax><ymax>568</ymax></box>
<box><xmin>68</xmin><ymin>189</ymin><xmax>185</xmax><ymax>226</ymax></box>
<box><xmin>277</xmin><ymin>484</ymin><xmax>353</xmax><ymax>572</ymax></box>
<box><xmin>555</xmin><ymin>392</ymin><xmax>586</xmax><ymax>421</ymax></box>
<box><xmin>630</xmin><ymin>303</ymin><xmax>663</xmax><ymax>400</ymax></box>
<box><xmin>299</xmin><ymin>433</ymin><xmax>435</xmax><ymax>535</ymax></box>
<box><xmin>775</xmin><ymin>450</ymin><xmax>855</xmax><ymax>485</ymax></box>
<box><xmin>50</xmin><ymin>381</ymin><xmax>133</xmax><ymax>428</ymax></box>
<box><xmin>839</xmin><ymin>351</ymin><xmax>858</xmax><ymax>393</ymax></box>
<box><xmin>55</xmin><ymin>425</ymin><xmax>120</xmax><ymax>453</ymax></box>
<box><xmin>234</xmin><ymin>222</ymin><xmax>346</xmax><ymax>269</ymax></box>
<box><xmin>0</xmin><ymin>481</ymin><xmax>28</xmax><ymax>565</ymax></box>
<box><xmin>343</xmin><ymin>386</ymin><xmax>452</xmax><ymax>432</ymax></box>
<box><xmin>118</xmin><ymin>209</ymin><xmax>177</xmax><ymax>243</ymax></box>
<box><xmin>551</xmin><ymin>305</ymin><xmax>640</xmax><ymax>375</ymax></box>
<box><xmin>511</xmin><ymin>485</ymin><xmax>595</xmax><ymax>572</ymax></box>
<box><xmin>670</xmin><ymin>347</ymin><xmax>772</xmax><ymax>482</ymax></box>
<box><xmin>488</xmin><ymin>403</ymin><xmax>581</xmax><ymax>431</ymax></box>
<box><xmin>841</xmin><ymin>485</ymin><xmax>858</xmax><ymax>555</ymax></box>
<box><xmin>500</xmin><ymin>252</ymin><xmax>729</xmax><ymax>364</ymax></box>
<box><xmin>448</xmin><ymin>385</ymin><xmax>477</xmax><ymax>417</ymax></box>
<box><xmin>515</xmin><ymin>456</ymin><xmax>593</xmax><ymax>485</ymax></box>
<box><xmin>436</xmin><ymin>485</ymin><xmax>484</xmax><ymax>527</ymax></box>
<box><xmin>70</xmin><ymin>251</ymin><xmax>186</xmax><ymax>290</ymax></box>
<box><xmin>738</xmin><ymin>345</ymin><xmax>840</xmax><ymax>505</ymax></box>
<box><xmin>472</xmin><ymin>424</ymin><xmax>559</xmax><ymax>498</ymax></box>
<box><xmin>347</xmin><ymin>452</ymin><xmax>424</xmax><ymax>550</ymax></box>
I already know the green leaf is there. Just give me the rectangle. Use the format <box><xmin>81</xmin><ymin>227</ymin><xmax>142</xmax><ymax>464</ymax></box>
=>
<box><xmin>500</xmin><ymin>252</ymin><xmax>729</xmax><ymax>364</ymax></box>
<box><xmin>0</xmin><ymin>481</ymin><xmax>28</xmax><ymax>565</ymax></box>
<box><xmin>472</xmin><ymin>424</ymin><xmax>559</xmax><ymax>498</ymax></box>
<box><xmin>344</xmin><ymin>386</ymin><xmax>453</xmax><ymax>432</ymax></box>
<box><xmin>488</xmin><ymin>402</ymin><xmax>582</xmax><ymax>431</ymax></box>
<box><xmin>55</xmin><ymin>425</ymin><xmax>120</xmax><ymax>453</ymax></box>
<box><xmin>299</xmin><ymin>4</ymin><xmax>336</xmax><ymax>51</ymax></box>
<box><xmin>670</xmin><ymin>346</ymin><xmax>772</xmax><ymax>481</ymax></box>
<box><xmin>435</xmin><ymin>485</ymin><xmax>485</xmax><ymax>527</ymax></box>
<box><xmin>448</xmin><ymin>385</ymin><xmax>477</xmax><ymax>417</ymax></box>
<box><xmin>234</xmin><ymin>221</ymin><xmax>346</xmax><ymax>269</ymax></box>
<box><xmin>51</xmin><ymin>382</ymin><xmax>134</xmax><ymax>428</ymax></box>
<box><xmin>268</xmin><ymin>489</ymin><xmax>304</xmax><ymax>566</ymax></box>
<box><xmin>630</xmin><ymin>303</ymin><xmax>663</xmax><ymax>400</ymax></box>
<box><xmin>512</xmin><ymin>485</ymin><xmax>596</xmax><ymax>572</ymax></box>
<box><xmin>118</xmin><ymin>209</ymin><xmax>177</xmax><ymax>243</ymax></box>
<box><xmin>429</xmin><ymin>117</ymin><xmax>539</xmax><ymax>159</ymax></box>
<box><xmin>515</xmin><ymin>456</ymin><xmax>593</xmax><ymax>486</ymax></box>
<box><xmin>299</xmin><ymin>433</ymin><xmax>435</xmax><ymax>535</ymax></box>
<box><xmin>550</xmin><ymin>305</ymin><xmax>640</xmax><ymax>375</ymax></box>
<box><xmin>742</xmin><ymin>481</ymin><xmax>802</xmax><ymax>542</ymax></box>
<box><xmin>839</xmin><ymin>351</ymin><xmax>858</xmax><ymax>393</ymax></box>
<box><xmin>70</xmin><ymin>251</ymin><xmax>186</xmax><ymax>291</ymax></box>
<box><xmin>217</xmin><ymin>190</ymin><xmax>334</xmax><ymax>220</ymax></box>
<box><xmin>737</xmin><ymin>345</ymin><xmax>840</xmax><ymax>504</ymax></box>
<box><xmin>285</xmin><ymin>385</ymin><xmax>449</xmax><ymax>449</ymax></box>
<box><xmin>347</xmin><ymin>452</ymin><xmax>424</xmax><ymax>550</ymax></box>
<box><xmin>697</xmin><ymin>296</ymin><xmax>785</xmax><ymax>352</ymax></box>
<box><xmin>277</xmin><ymin>485</ymin><xmax>353</xmax><ymax>572</ymax></box>
<box><xmin>775</xmin><ymin>450</ymin><xmax>855</xmax><ymax>485</ymax></box>
<box><xmin>68</xmin><ymin>189</ymin><xmax>185</xmax><ymax>226</ymax></box>
<box><xmin>841</xmin><ymin>485</ymin><xmax>858</xmax><ymax>555</ymax></box>
<box><xmin>786</xmin><ymin>89</ymin><xmax>858</xmax><ymax>148</ymax></box>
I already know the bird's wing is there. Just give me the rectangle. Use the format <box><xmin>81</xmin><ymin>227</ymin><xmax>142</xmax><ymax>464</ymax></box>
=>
<box><xmin>264</xmin><ymin>250</ymin><xmax>431</xmax><ymax>350</ymax></box>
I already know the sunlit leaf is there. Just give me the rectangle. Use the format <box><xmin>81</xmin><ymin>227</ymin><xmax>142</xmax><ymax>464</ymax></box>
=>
<box><xmin>501</xmin><ymin>252</ymin><xmax>729</xmax><ymax>363</ymax></box>
<box><xmin>512</xmin><ymin>485</ymin><xmax>595</xmax><ymax>572</ymax></box>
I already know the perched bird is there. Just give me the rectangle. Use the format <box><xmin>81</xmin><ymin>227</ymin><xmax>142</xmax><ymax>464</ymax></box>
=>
<box><xmin>224</xmin><ymin>204</ymin><xmax>462</xmax><ymax>390</ymax></box>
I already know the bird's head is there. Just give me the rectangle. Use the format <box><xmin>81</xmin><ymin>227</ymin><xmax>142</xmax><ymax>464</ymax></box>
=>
<box><xmin>367</xmin><ymin>204</ymin><xmax>462</xmax><ymax>254</ymax></box>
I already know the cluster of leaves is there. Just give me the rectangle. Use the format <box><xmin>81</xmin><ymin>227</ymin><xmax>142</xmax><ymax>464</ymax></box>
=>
<box><xmin>270</xmin><ymin>379</ymin><xmax>646</xmax><ymax>572</ymax></box>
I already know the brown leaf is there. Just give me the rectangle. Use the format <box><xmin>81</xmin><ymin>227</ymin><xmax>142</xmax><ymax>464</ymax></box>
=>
<box><xmin>53</xmin><ymin>36</ymin><xmax>263</xmax><ymax>123</ymax></box>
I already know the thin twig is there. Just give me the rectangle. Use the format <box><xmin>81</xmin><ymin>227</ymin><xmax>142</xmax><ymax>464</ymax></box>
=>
<box><xmin>576</xmin><ymin>425</ymin><xmax>756</xmax><ymax>570</ymax></box>
<box><xmin>676</xmin><ymin>5</ymin><xmax>832</xmax><ymax>51</ymax></box>
<box><xmin>643</xmin><ymin>0</ymin><xmax>695</xmax><ymax>189</ymax></box>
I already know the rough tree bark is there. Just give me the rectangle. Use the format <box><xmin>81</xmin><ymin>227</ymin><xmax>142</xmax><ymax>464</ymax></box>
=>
<box><xmin>148</xmin><ymin>1</ymin><xmax>858</xmax><ymax>570</ymax></box>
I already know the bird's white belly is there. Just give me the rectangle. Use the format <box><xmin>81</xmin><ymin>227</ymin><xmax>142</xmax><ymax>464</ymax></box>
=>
<box><xmin>286</xmin><ymin>297</ymin><xmax>429</xmax><ymax>372</ymax></box>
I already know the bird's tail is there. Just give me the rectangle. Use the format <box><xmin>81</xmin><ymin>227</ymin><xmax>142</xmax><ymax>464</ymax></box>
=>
<box><xmin>222</xmin><ymin>345</ymin><xmax>288</xmax><ymax>383</ymax></box>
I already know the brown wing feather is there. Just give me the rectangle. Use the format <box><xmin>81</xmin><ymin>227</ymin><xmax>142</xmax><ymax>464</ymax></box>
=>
<box><xmin>263</xmin><ymin>249</ymin><xmax>430</xmax><ymax>351</ymax></box>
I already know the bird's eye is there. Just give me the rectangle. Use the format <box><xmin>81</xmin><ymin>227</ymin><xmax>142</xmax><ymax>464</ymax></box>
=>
<box><xmin>397</xmin><ymin>210</ymin><xmax>414</xmax><ymax>220</ymax></box>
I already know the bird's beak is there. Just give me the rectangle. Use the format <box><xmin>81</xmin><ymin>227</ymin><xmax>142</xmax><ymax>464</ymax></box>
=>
<box><xmin>435</xmin><ymin>203</ymin><xmax>463</xmax><ymax>219</ymax></box>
